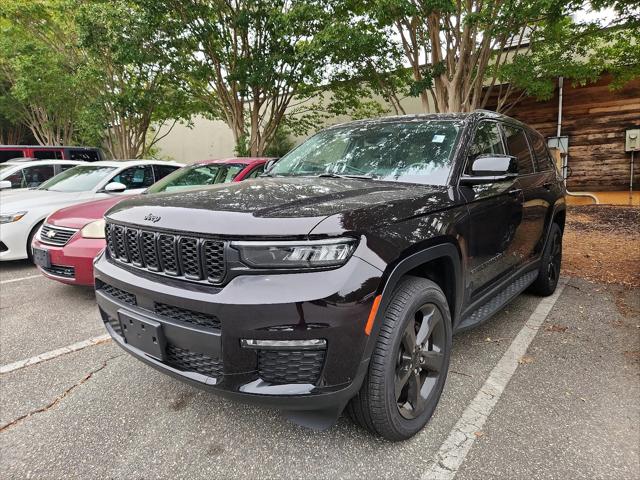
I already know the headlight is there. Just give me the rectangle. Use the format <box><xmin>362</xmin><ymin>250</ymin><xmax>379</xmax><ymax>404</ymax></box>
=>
<box><xmin>231</xmin><ymin>238</ymin><xmax>357</xmax><ymax>269</ymax></box>
<box><xmin>80</xmin><ymin>219</ymin><xmax>106</xmax><ymax>239</ymax></box>
<box><xmin>0</xmin><ymin>211</ymin><xmax>27</xmax><ymax>224</ymax></box>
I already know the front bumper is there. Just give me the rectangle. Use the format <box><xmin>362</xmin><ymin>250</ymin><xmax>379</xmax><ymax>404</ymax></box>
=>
<box><xmin>94</xmin><ymin>253</ymin><xmax>383</xmax><ymax>411</ymax></box>
<box><xmin>33</xmin><ymin>235</ymin><xmax>104</xmax><ymax>286</ymax></box>
<box><xmin>0</xmin><ymin>219</ymin><xmax>30</xmax><ymax>261</ymax></box>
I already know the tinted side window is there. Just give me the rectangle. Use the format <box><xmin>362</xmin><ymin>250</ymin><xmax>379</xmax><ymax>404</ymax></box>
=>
<box><xmin>110</xmin><ymin>165</ymin><xmax>155</xmax><ymax>189</ymax></box>
<box><xmin>153</xmin><ymin>164</ymin><xmax>180</xmax><ymax>182</ymax></box>
<box><xmin>0</xmin><ymin>150</ymin><xmax>26</xmax><ymax>162</ymax></box>
<box><xmin>466</xmin><ymin>122</ymin><xmax>505</xmax><ymax>174</ymax></box>
<box><xmin>22</xmin><ymin>165</ymin><xmax>55</xmax><ymax>187</ymax></box>
<box><xmin>68</xmin><ymin>149</ymin><xmax>101</xmax><ymax>161</ymax></box>
<box><xmin>33</xmin><ymin>150</ymin><xmax>63</xmax><ymax>160</ymax></box>
<box><xmin>503</xmin><ymin>124</ymin><xmax>535</xmax><ymax>175</ymax></box>
<box><xmin>244</xmin><ymin>164</ymin><xmax>265</xmax><ymax>179</ymax></box>
<box><xmin>527</xmin><ymin>131</ymin><xmax>553</xmax><ymax>172</ymax></box>
<box><xmin>4</xmin><ymin>171</ymin><xmax>26</xmax><ymax>188</ymax></box>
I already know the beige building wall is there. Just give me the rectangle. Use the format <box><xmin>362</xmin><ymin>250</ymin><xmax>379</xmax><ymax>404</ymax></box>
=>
<box><xmin>156</xmin><ymin>94</ymin><xmax>432</xmax><ymax>163</ymax></box>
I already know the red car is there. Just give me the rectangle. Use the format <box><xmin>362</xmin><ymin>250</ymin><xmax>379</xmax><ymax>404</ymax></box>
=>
<box><xmin>32</xmin><ymin>157</ymin><xmax>271</xmax><ymax>286</ymax></box>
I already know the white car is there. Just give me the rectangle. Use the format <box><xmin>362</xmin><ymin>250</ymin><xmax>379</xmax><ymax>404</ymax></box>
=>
<box><xmin>0</xmin><ymin>160</ymin><xmax>184</xmax><ymax>261</ymax></box>
<box><xmin>0</xmin><ymin>160</ymin><xmax>86</xmax><ymax>191</ymax></box>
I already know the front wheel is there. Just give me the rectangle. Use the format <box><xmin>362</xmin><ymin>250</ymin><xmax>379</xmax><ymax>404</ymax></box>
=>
<box><xmin>348</xmin><ymin>277</ymin><xmax>452</xmax><ymax>441</ymax></box>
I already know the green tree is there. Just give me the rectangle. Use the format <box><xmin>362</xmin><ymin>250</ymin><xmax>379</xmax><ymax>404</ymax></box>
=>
<box><xmin>0</xmin><ymin>0</ymin><xmax>94</xmax><ymax>145</ymax></box>
<box><xmin>137</xmin><ymin>0</ymin><xmax>398</xmax><ymax>156</ymax></box>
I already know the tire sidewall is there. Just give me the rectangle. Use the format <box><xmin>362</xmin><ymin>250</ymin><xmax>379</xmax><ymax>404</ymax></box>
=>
<box><xmin>382</xmin><ymin>281</ymin><xmax>453</xmax><ymax>438</ymax></box>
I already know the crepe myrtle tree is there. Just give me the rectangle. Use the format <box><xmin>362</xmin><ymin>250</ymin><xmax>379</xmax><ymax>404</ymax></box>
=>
<box><xmin>75</xmin><ymin>0</ymin><xmax>199</xmax><ymax>159</ymax></box>
<box><xmin>0</xmin><ymin>1</ymin><xmax>95</xmax><ymax>146</ymax></box>
<box><xmin>366</xmin><ymin>0</ymin><xmax>578</xmax><ymax>113</ymax></box>
<box><xmin>137</xmin><ymin>0</ymin><xmax>399</xmax><ymax>156</ymax></box>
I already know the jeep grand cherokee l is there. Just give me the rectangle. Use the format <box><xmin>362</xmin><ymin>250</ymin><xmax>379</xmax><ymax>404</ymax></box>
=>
<box><xmin>94</xmin><ymin>111</ymin><xmax>565</xmax><ymax>441</ymax></box>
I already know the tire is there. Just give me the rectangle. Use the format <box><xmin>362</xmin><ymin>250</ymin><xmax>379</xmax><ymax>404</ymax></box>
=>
<box><xmin>348</xmin><ymin>276</ymin><xmax>452</xmax><ymax>441</ymax></box>
<box><xmin>529</xmin><ymin>223</ymin><xmax>562</xmax><ymax>296</ymax></box>
<box><xmin>26</xmin><ymin>221</ymin><xmax>44</xmax><ymax>263</ymax></box>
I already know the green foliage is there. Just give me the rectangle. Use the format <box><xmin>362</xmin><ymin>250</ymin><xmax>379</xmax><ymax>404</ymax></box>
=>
<box><xmin>135</xmin><ymin>0</ymin><xmax>399</xmax><ymax>155</ymax></box>
<box><xmin>264</xmin><ymin>127</ymin><xmax>295</xmax><ymax>158</ymax></box>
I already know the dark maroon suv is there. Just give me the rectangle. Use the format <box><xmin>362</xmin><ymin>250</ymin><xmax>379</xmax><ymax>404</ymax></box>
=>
<box><xmin>94</xmin><ymin>111</ymin><xmax>566</xmax><ymax>440</ymax></box>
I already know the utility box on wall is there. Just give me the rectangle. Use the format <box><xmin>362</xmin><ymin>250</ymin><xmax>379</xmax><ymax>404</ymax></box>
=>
<box><xmin>625</xmin><ymin>129</ymin><xmax>640</xmax><ymax>152</ymax></box>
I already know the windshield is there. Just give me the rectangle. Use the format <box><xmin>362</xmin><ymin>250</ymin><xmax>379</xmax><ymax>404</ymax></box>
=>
<box><xmin>146</xmin><ymin>163</ymin><xmax>245</xmax><ymax>194</ymax></box>
<box><xmin>38</xmin><ymin>165</ymin><xmax>116</xmax><ymax>192</ymax></box>
<box><xmin>270</xmin><ymin>120</ymin><xmax>461</xmax><ymax>185</ymax></box>
<box><xmin>0</xmin><ymin>164</ymin><xmax>13</xmax><ymax>174</ymax></box>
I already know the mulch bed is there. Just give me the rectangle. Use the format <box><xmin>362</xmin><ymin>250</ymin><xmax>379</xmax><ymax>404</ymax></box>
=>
<box><xmin>562</xmin><ymin>205</ymin><xmax>640</xmax><ymax>287</ymax></box>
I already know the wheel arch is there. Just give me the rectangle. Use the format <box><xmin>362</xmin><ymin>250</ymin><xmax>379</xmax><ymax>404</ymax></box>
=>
<box><xmin>368</xmin><ymin>242</ymin><xmax>464</xmax><ymax>346</ymax></box>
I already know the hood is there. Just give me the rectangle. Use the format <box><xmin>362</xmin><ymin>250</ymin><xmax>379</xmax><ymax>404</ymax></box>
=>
<box><xmin>47</xmin><ymin>196</ymin><xmax>130</xmax><ymax>229</ymax></box>
<box><xmin>106</xmin><ymin>177</ymin><xmax>457</xmax><ymax>237</ymax></box>
<box><xmin>0</xmin><ymin>189</ymin><xmax>85</xmax><ymax>212</ymax></box>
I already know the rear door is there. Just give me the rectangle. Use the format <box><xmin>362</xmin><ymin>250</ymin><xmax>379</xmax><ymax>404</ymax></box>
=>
<box><xmin>461</xmin><ymin>120</ymin><xmax>525</xmax><ymax>297</ymax></box>
<box><xmin>501</xmin><ymin>123</ymin><xmax>545</xmax><ymax>265</ymax></box>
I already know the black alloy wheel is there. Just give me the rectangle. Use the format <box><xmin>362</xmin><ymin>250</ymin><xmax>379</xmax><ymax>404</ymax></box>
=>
<box><xmin>529</xmin><ymin>222</ymin><xmax>563</xmax><ymax>296</ymax></box>
<box><xmin>347</xmin><ymin>277</ymin><xmax>452</xmax><ymax>441</ymax></box>
<box><xmin>395</xmin><ymin>303</ymin><xmax>446</xmax><ymax>419</ymax></box>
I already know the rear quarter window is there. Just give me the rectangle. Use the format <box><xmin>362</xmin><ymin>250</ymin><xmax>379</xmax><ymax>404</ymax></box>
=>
<box><xmin>527</xmin><ymin>131</ymin><xmax>554</xmax><ymax>172</ymax></box>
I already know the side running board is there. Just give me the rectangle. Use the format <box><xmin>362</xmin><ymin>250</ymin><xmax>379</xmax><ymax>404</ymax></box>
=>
<box><xmin>457</xmin><ymin>270</ymin><xmax>538</xmax><ymax>332</ymax></box>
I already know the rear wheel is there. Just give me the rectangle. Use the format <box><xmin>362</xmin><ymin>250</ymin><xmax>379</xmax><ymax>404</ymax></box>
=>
<box><xmin>348</xmin><ymin>277</ymin><xmax>452</xmax><ymax>441</ymax></box>
<box><xmin>529</xmin><ymin>223</ymin><xmax>562</xmax><ymax>296</ymax></box>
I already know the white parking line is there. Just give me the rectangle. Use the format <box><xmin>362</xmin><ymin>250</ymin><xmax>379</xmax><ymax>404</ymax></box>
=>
<box><xmin>0</xmin><ymin>334</ymin><xmax>112</xmax><ymax>375</ymax></box>
<box><xmin>0</xmin><ymin>274</ymin><xmax>42</xmax><ymax>285</ymax></box>
<box><xmin>423</xmin><ymin>279</ymin><xmax>567</xmax><ymax>480</ymax></box>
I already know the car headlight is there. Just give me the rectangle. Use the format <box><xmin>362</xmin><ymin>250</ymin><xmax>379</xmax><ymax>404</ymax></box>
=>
<box><xmin>231</xmin><ymin>238</ymin><xmax>357</xmax><ymax>269</ymax></box>
<box><xmin>80</xmin><ymin>219</ymin><xmax>106</xmax><ymax>239</ymax></box>
<box><xmin>0</xmin><ymin>211</ymin><xmax>27</xmax><ymax>224</ymax></box>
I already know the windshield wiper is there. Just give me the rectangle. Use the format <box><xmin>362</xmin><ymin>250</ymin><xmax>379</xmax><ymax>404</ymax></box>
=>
<box><xmin>316</xmin><ymin>173</ymin><xmax>376</xmax><ymax>180</ymax></box>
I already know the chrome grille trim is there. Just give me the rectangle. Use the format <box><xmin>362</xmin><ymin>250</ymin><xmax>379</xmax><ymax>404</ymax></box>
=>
<box><xmin>105</xmin><ymin>222</ymin><xmax>226</xmax><ymax>284</ymax></box>
<box><xmin>39</xmin><ymin>224</ymin><xmax>78</xmax><ymax>247</ymax></box>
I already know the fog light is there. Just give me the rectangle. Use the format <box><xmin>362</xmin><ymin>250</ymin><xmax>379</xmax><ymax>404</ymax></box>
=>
<box><xmin>241</xmin><ymin>339</ymin><xmax>326</xmax><ymax>350</ymax></box>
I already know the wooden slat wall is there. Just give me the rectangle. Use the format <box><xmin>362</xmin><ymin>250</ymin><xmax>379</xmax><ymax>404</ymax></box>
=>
<box><xmin>486</xmin><ymin>74</ymin><xmax>640</xmax><ymax>191</ymax></box>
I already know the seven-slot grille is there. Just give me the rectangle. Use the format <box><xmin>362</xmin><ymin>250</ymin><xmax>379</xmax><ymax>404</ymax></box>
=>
<box><xmin>39</xmin><ymin>224</ymin><xmax>78</xmax><ymax>247</ymax></box>
<box><xmin>105</xmin><ymin>222</ymin><xmax>226</xmax><ymax>284</ymax></box>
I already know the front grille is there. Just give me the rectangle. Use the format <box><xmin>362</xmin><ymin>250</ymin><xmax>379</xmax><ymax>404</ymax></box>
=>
<box><xmin>258</xmin><ymin>349</ymin><xmax>326</xmax><ymax>385</ymax></box>
<box><xmin>154</xmin><ymin>302</ymin><xmax>220</xmax><ymax>330</ymax></box>
<box><xmin>42</xmin><ymin>264</ymin><xmax>75</xmax><ymax>278</ymax></box>
<box><xmin>39</xmin><ymin>224</ymin><xmax>78</xmax><ymax>246</ymax></box>
<box><xmin>166</xmin><ymin>345</ymin><xmax>223</xmax><ymax>377</ymax></box>
<box><xmin>97</xmin><ymin>281</ymin><xmax>137</xmax><ymax>306</ymax></box>
<box><xmin>105</xmin><ymin>222</ymin><xmax>226</xmax><ymax>284</ymax></box>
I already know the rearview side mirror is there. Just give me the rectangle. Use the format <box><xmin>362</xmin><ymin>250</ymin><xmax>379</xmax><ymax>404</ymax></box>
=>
<box><xmin>0</xmin><ymin>180</ymin><xmax>12</xmax><ymax>190</ymax></box>
<box><xmin>460</xmin><ymin>155</ymin><xmax>517</xmax><ymax>185</ymax></box>
<box><xmin>104</xmin><ymin>182</ymin><xmax>127</xmax><ymax>193</ymax></box>
<box><xmin>264</xmin><ymin>158</ymin><xmax>279</xmax><ymax>172</ymax></box>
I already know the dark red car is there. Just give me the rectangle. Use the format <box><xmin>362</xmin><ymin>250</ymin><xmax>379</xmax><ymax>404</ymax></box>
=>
<box><xmin>0</xmin><ymin>145</ymin><xmax>104</xmax><ymax>162</ymax></box>
<box><xmin>33</xmin><ymin>157</ymin><xmax>271</xmax><ymax>285</ymax></box>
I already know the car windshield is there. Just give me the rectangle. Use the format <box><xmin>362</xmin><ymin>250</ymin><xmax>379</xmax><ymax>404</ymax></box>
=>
<box><xmin>38</xmin><ymin>165</ymin><xmax>116</xmax><ymax>192</ymax></box>
<box><xmin>0</xmin><ymin>164</ymin><xmax>13</xmax><ymax>173</ymax></box>
<box><xmin>270</xmin><ymin>120</ymin><xmax>462</xmax><ymax>185</ymax></box>
<box><xmin>146</xmin><ymin>163</ymin><xmax>245</xmax><ymax>194</ymax></box>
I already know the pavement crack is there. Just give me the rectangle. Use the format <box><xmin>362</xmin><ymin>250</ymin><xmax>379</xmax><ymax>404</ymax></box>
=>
<box><xmin>0</xmin><ymin>354</ymin><xmax>123</xmax><ymax>433</ymax></box>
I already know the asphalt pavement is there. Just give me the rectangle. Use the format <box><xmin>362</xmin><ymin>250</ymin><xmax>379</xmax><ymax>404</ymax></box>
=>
<box><xmin>1</xmin><ymin>260</ymin><xmax>638</xmax><ymax>479</ymax></box>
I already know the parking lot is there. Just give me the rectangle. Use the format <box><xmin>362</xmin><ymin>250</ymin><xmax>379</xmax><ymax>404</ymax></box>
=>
<box><xmin>1</xmin><ymin>260</ymin><xmax>638</xmax><ymax>479</ymax></box>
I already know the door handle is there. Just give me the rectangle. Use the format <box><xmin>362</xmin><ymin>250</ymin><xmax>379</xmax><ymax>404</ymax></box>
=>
<box><xmin>543</xmin><ymin>182</ymin><xmax>553</xmax><ymax>190</ymax></box>
<box><xmin>508</xmin><ymin>188</ymin><xmax>522</xmax><ymax>196</ymax></box>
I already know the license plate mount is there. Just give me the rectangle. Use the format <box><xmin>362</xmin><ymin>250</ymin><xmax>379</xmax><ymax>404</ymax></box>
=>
<box><xmin>119</xmin><ymin>310</ymin><xmax>166</xmax><ymax>361</ymax></box>
<box><xmin>32</xmin><ymin>247</ymin><xmax>51</xmax><ymax>269</ymax></box>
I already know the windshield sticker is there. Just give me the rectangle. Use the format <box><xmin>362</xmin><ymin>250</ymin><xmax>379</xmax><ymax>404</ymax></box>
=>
<box><xmin>432</xmin><ymin>135</ymin><xmax>445</xmax><ymax>143</ymax></box>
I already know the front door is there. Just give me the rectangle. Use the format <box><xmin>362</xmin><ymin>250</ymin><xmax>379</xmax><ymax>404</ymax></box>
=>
<box><xmin>460</xmin><ymin>120</ymin><xmax>525</xmax><ymax>298</ymax></box>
